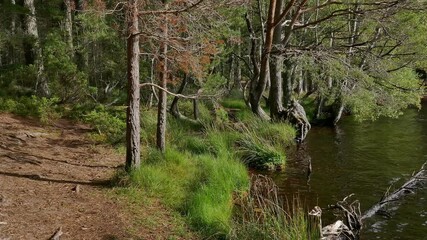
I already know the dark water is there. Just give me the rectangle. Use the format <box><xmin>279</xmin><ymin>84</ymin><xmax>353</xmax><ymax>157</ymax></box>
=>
<box><xmin>267</xmin><ymin>101</ymin><xmax>427</xmax><ymax>239</ymax></box>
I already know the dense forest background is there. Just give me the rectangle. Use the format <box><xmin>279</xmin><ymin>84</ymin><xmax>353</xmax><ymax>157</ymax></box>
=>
<box><xmin>0</xmin><ymin>0</ymin><xmax>426</xmax><ymax>239</ymax></box>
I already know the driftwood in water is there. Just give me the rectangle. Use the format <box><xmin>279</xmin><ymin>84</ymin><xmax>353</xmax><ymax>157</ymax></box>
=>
<box><xmin>310</xmin><ymin>195</ymin><xmax>361</xmax><ymax>240</ymax></box>
<box><xmin>312</xmin><ymin>161</ymin><xmax>427</xmax><ymax>239</ymax></box>
<box><xmin>361</xmin><ymin>161</ymin><xmax>427</xmax><ymax>220</ymax></box>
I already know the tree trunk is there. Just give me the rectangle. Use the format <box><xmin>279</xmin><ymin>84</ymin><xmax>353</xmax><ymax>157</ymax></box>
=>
<box><xmin>233</xmin><ymin>41</ymin><xmax>242</xmax><ymax>91</ymax></box>
<box><xmin>23</xmin><ymin>0</ymin><xmax>49</xmax><ymax>97</ymax></box>
<box><xmin>64</xmin><ymin>0</ymin><xmax>74</xmax><ymax>54</ymax></box>
<box><xmin>268</xmin><ymin>0</ymin><xmax>283</xmax><ymax>120</ymax></box>
<box><xmin>156</xmin><ymin>3</ymin><xmax>169</xmax><ymax>152</ymax></box>
<box><xmin>193</xmin><ymin>99</ymin><xmax>199</xmax><ymax>120</ymax></box>
<box><xmin>74</xmin><ymin>0</ymin><xmax>87</xmax><ymax>71</ymax></box>
<box><xmin>125</xmin><ymin>0</ymin><xmax>141</xmax><ymax>171</ymax></box>
<box><xmin>170</xmin><ymin>75</ymin><xmax>188</xmax><ymax>118</ymax></box>
<box><xmin>8</xmin><ymin>0</ymin><xmax>17</xmax><ymax>65</ymax></box>
<box><xmin>333</xmin><ymin>103</ymin><xmax>344</xmax><ymax>126</ymax></box>
<box><xmin>283</xmin><ymin>59</ymin><xmax>293</xmax><ymax>106</ymax></box>
<box><xmin>228</xmin><ymin>55</ymin><xmax>234</xmax><ymax>90</ymax></box>
<box><xmin>248</xmin><ymin>0</ymin><xmax>277</xmax><ymax>120</ymax></box>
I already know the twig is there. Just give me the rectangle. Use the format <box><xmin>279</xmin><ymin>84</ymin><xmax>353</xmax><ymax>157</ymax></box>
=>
<box><xmin>49</xmin><ymin>227</ymin><xmax>63</xmax><ymax>240</ymax></box>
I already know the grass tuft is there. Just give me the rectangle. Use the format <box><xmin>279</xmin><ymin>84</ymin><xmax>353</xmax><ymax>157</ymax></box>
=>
<box><xmin>237</xmin><ymin>134</ymin><xmax>285</xmax><ymax>170</ymax></box>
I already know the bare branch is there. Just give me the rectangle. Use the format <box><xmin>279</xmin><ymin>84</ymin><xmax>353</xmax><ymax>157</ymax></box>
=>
<box><xmin>140</xmin><ymin>83</ymin><xmax>224</xmax><ymax>99</ymax></box>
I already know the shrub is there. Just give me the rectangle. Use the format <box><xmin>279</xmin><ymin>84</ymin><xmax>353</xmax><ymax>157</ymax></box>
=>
<box><xmin>0</xmin><ymin>96</ymin><xmax>61</xmax><ymax>124</ymax></box>
<box><xmin>84</xmin><ymin>107</ymin><xmax>126</xmax><ymax>144</ymax></box>
<box><xmin>0</xmin><ymin>98</ymin><xmax>18</xmax><ymax>112</ymax></box>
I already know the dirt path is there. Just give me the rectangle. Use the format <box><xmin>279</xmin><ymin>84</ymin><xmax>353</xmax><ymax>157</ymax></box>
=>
<box><xmin>0</xmin><ymin>113</ymin><xmax>189</xmax><ymax>240</ymax></box>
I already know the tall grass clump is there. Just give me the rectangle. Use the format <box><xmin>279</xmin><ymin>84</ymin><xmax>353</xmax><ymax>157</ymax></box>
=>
<box><xmin>256</xmin><ymin>122</ymin><xmax>296</xmax><ymax>148</ymax></box>
<box><xmin>231</xmin><ymin>175</ymin><xmax>319</xmax><ymax>240</ymax></box>
<box><xmin>240</xmin><ymin>116</ymin><xmax>296</xmax><ymax>148</ymax></box>
<box><xmin>237</xmin><ymin>134</ymin><xmax>285</xmax><ymax>170</ymax></box>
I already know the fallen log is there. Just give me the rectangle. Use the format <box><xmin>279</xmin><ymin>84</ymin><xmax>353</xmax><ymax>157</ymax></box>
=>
<box><xmin>310</xmin><ymin>161</ymin><xmax>427</xmax><ymax>239</ymax></box>
<box><xmin>361</xmin><ymin>161</ymin><xmax>427</xmax><ymax>220</ymax></box>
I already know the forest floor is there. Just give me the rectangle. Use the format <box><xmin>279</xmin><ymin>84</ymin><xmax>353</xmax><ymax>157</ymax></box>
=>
<box><xmin>0</xmin><ymin>113</ymin><xmax>193</xmax><ymax>240</ymax></box>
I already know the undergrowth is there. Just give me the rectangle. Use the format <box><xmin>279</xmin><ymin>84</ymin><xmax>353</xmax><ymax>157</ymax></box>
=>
<box><xmin>0</xmin><ymin>95</ymin><xmax>304</xmax><ymax>239</ymax></box>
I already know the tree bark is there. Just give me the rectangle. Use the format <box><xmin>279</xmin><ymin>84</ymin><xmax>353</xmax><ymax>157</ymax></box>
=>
<box><xmin>23</xmin><ymin>0</ymin><xmax>49</xmax><ymax>97</ymax></box>
<box><xmin>233</xmin><ymin>41</ymin><xmax>242</xmax><ymax>91</ymax></box>
<box><xmin>268</xmin><ymin>0</ymin><xmax>283</xmax><ymax>120</ymax></box>
<box><xmin>170</xmin><ymin>75</ymin><xmax>188</xmax><ymax>118</ymax></box>
<box><xmin>248</xmin><ymin>0</ymin><xmax>277</xmax><ymax>120</ymax></box>
<box><xmin>283</xmin><ymin>59</ymin><xmax>293</xmax><ymax>106</ymax></box>
<box><xmin>156</xmin><ymin>3</ymin><xmax>169</xmax><ymax>152</ymax></box>
<box><xmin>125</xmin><ymin>0</ymin><xmax>141</xmax><ymax>171</ymax></box>
<box><xmin>64</xmin><ymin>0</ymin><xmax>74</xmax><ymax>54</ymax></box>
<box><xmin>74</xmin><ymin>0</ymin><xmax>87</xmax><ymax>71</ymax></box>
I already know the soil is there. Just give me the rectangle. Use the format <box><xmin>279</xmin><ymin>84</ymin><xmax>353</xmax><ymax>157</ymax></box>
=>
<box><xmin>0</xmin><ymin>113</ymin><xmax>189</xmax><ymax>240</ymax></box>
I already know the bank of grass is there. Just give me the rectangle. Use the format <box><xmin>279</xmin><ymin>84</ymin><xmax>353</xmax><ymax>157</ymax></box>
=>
<box><xmin>0</xmin><ymin>95</ymin><xmax>315</xmax><ymax>239</ymax></box>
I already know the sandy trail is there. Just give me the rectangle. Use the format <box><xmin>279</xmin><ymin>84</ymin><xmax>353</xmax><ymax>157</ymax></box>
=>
<box><xmin>0</xmin><ymin>113</ymin><xmax>128</xmax><ymax>240</ymax></box>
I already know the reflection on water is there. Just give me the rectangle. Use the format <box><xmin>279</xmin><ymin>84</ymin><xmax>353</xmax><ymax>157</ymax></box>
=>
<box><xmin>265</xmin><ymin>101</ymin><xmax>427</xmax><ymax>239</ymax></box>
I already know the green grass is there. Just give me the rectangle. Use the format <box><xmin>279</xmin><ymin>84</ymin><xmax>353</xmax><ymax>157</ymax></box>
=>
<box><xmin>120</xmin><ymin>146</ymin><xmax>249</xmax><ymax>238</ymax></box>
<box><xmin>221</xmin><ymin>98</ymin><xmax>247</xmax><ymax>110</ymax></box>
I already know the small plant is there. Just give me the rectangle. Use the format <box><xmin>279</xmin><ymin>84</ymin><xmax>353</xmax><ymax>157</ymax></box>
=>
<box><xmin>0</xmin><ymin>98</ymin><xmax>17</xmax><ymax>112</ymax></box>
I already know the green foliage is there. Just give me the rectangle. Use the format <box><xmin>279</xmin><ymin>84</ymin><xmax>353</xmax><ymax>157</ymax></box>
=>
<box><xmin>0</xmin><ymin>96</ymin><xmax>61</xmax><ymax>124</ymax></box>
<box><xmin>84</xmin><ymin>106</ymin><xmax>126</xmax><ymax>144</ymax></box>
<box><xmin>203</xmin><ymin>73</ymin><xmax>228</xmax><ymax>94</ymax></box>
<box><xmin>0</xmin><ymin>65</ymin><xmax>37</xmax><ymax>96</ymax></box>
<box><xmin>140</xmin><ymin>108</ymin><xmax>158</xmax><ymax>146</ymax></box>
<box><xmin>347</xmin><ymin>67</ymin><xmax>422</xmax><ymax>121</ymax></box>
<box><xmin>44</xmin><ymin>32</ymin><xmax>87</xmax><ymax>102</ymax></box>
